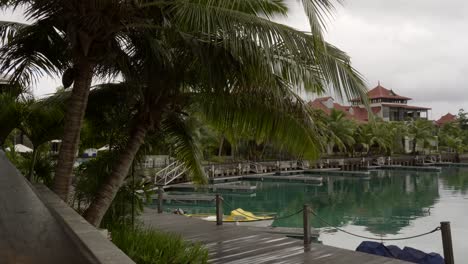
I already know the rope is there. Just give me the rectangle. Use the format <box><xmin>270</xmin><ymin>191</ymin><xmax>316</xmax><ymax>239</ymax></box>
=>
<box><xmin>222</xmin><ymin>200</ymin><xmax>303</xmax><ymax>221</ymax></box>
<box><xmin>309</xmin><ymin>209</ymin><xmax>441</xmax><ymax>241</ymax></box>
<box><xmin>210</xmin><ymin>197</ymin><xmax>441</xmax><ymax>241</ymax></box>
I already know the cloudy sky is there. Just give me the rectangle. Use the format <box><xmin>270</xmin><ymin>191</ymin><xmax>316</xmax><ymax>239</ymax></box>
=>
<box><xmin>278</xmin><ymin>0</ymin><xmax>468</xmax><ymax>120</ymax></box>
<box><xmin>2</xmin><ymin>1</ymin><xmax>466</xmax><ymax>119</ymax></box>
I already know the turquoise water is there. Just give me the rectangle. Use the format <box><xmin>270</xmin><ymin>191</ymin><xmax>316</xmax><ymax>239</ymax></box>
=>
<box><xmin>160</xmin><ymin>168</ymin><xmax>468</xmax><ymax>261</ymax></box>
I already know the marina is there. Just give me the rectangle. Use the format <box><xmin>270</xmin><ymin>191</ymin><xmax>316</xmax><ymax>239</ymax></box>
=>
<box><xmin>155</xmin><ymin>167</ymin><xmax>465</xmax><ymax>262</ymax></box>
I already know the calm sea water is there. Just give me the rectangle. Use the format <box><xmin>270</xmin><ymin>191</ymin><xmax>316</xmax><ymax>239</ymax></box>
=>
<box><xmin>160</xmin><ymin>168</ymin><xmax>468</xmax><ymax>261</ymax></box>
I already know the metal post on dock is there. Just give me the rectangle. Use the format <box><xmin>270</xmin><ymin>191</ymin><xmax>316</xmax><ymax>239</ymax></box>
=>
<box><xmin>303</xmin><ymin>204</ymin><xmax>311</xmax><ymax>246</ymax></box>
<box><xmin>440</xmin><ymin>222</ymin><xmax>454</xmax><ymax>264</ymax></box>
<box><xmin>157</xmin><ymin>187</ymin><xmax>163</xmax><ymax>214</ymax></box>
<box><xmin>216</xmin><ymin>194</ymin><xmax>223</xmax><ymax>226</ymax></box>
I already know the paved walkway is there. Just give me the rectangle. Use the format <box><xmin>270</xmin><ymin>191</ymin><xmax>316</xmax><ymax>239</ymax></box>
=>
<box><xmin>0</xmin><ymin>151</ymin><xmax>94</xmax><ymax>264</ymax></box>
<box><xmin>141</xmin><ymin>210</ymin><xmax>409</xmax><ymax>264</ymax></box>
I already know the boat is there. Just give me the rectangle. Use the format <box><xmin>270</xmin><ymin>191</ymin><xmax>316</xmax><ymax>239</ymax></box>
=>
<box><xmin>187</xmin><ymin>208</ymin><xmax>275</xmax><ymax>227</ymax></box>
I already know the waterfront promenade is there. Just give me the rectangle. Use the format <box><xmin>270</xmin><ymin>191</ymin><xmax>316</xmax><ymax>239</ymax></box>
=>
<box><xmin>141</xmin><ymin>210</ymin><xmax>409</xmax><ymax>263</ymax></box>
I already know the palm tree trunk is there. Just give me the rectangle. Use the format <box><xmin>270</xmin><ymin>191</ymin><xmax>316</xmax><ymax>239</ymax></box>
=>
<box><xmin>83</xmin><ymin>123</ymin><xmax>148</xmax><ymax>227</ymax></box>
<box><xmin>218</xmin><ymin>135</ymin><xmax>224</xmax><ymax>157</ymax></box>
<box><xmin>412</xmin><ymin>138</ymin><xmax>417</xmax><ymax>154</ymax></box>
<box><xmin>27</xmin><ymin>147</ymin><xmax>38</xmax><ymax>181</ymax></box>
<box><xmin>53</xmin><ymin>59</ymin><xmax>94</xmax><ymax>201</ymax></box>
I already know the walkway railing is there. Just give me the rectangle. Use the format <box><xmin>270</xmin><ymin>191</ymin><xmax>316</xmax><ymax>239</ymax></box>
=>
<box><xmin>153</xmin><ymin>161</ymin><xmax>187</xmax><ymax>186</ymax></box>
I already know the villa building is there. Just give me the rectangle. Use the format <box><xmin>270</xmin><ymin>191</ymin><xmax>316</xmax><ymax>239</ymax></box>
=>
<box><xmin>309</xmin><ymin>83</ymin><xmax>431</xmax><ymax>122</ymax></box>
<box><xmin>435</xmin><ymin>113</ymin><xmax>457</xmax><ymax>126</ymax></box>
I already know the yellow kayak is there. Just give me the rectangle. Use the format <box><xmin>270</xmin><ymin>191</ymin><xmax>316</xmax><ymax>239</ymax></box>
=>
<box><xmin>187</xmin><ymin>208</ymin><xmax>274</xmax><ymax>226</ymax></box>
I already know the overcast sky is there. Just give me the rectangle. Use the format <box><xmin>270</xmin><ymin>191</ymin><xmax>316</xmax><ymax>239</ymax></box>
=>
<box><xmin>2</xmin><ymin>1</ymin><xmax>466</xmax><ymax>119</ymax></box>
<box><xmin>278</xmin><ymin>0</ymin><xmax>468</xmax><ymax>120</ymax></box>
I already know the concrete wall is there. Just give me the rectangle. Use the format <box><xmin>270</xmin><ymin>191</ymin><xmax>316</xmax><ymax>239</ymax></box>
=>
<box><xmin>0</xmin><ymin>150</ymin><xmax>135</xmax><ymax>264</ymax></box>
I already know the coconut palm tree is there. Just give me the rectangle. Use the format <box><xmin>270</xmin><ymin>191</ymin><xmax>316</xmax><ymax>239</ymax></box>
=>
<box><xmin>1</xmin><ymin>0</ymin><xmax>367</xmax><ymax>202</ymax></box>
<box><xmin>0</xmin><ymin>94</ymin><xmax>27</xmax><ymax>147</ymax></box>
<box><xmin>438</xmin><ymin>122</ymin><xmax>465</xmax><ymax>154</ymax></box>
<box><xmin>73</xmin><ymin>1</ymin><xmax>368</xmax><ymax>226</ymax></box>
<box><xmin>0</xmin><ymin>79</ymin><xmax>29</xmax><ymax>148</ymax></box>
<box><xmin>20</xmin><ymin>99</ymin><xmax>65</xmax><ymax>180</ymax></box>
<box><xmin>355</xmin><ymin>123</ymin><xmax>393</xmax><ymax>156</ymax></box>
<box><xmin>325</xmin><ymin>109</ymin><xmax>356</xmax><ymax>154</ymax></box>
<box><xmin>386</xmin><ymin>121</ymin><xmax>408</xmax><ymax>154</ymax></box>
<box><xmin>407</xmin><ymin>119</ymin><xmax>435</xmax><ymax>154</ymax></box>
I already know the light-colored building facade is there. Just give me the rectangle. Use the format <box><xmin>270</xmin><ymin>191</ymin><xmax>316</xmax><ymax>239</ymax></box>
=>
<box><xmin>309</xmin><ymin>83</ymin><xmax>431</xmax><ymax>122</ymax></box>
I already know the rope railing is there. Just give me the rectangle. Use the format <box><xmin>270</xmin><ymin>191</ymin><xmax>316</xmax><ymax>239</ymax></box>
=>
<box><xmin>219</xmin><ymin>199</ymin><xmax>442</xmax><ymax>242</ymax></box>
<box><xmin>308</xmin><ymin>208</ymin><xmax>441</xmax><ymax>241</ymax></box>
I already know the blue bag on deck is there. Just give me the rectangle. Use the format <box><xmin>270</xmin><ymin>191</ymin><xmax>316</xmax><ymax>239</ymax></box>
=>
<box><xmin>398</xmin><ymin>247</ymin><xmax>444</xmax><ymax>264</ymax></box>
<box><xmin>355</xmin><ymin>241</ymin><xmax>395</xmax><ymax>258</ymax></box>
<box><xmin>356</xmin><ymin>241</ymin><xmax>444</xmax><ymax>264</ymax></box>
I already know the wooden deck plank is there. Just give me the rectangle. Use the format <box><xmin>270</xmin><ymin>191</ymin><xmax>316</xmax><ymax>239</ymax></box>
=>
<box><xmin>141</xmin><ymin>210</ymin><xmax>410</xmax><ymax>263</ymax></box>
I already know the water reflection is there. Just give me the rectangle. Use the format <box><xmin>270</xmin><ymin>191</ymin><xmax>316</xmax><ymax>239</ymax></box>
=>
<box><xmin>157</xmin><ymin>168</ymin><xmax>468</xmax><ymax>260</ymax></box>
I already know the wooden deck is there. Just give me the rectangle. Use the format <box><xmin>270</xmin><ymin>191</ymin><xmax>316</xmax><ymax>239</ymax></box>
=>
<box><xmin>379</xmin><ymin>165</ymin><xmax>442</xmax><ymax>172</ymax></box>
<box><xmin>167</xmin><ymin>182</ymin><xmax>257</xmax><ymax>192</ymax></box>
<box><xmin>141</xmin><ymin>211</ymin><xmax>409</xmax><ymax>264</ymax></box>
<box><xmin>306</xmin><ymin>170</ymin><xmax>371</xmax><ymax>178</ymax></box>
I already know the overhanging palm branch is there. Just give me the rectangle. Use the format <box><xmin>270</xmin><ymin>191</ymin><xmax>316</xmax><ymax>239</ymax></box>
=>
<box><xmin>193</xmin><ymin>89</ymin><xmax>326</xmax><ymax>161</ymax></box>
<box><xmin>0</xmin><ymin>19</ymin><xmax>69</xmax><ymax>87</ymax></box>
<box><xmin>160</xmin><ymin>112</ymin><xmax>206</xmax><ymax>184</ymax></box>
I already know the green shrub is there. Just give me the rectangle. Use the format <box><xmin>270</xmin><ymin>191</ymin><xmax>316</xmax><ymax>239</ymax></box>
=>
<box><xmin>110</xmin><ymin>224</ymin><xmax>208</xmax><ymax>264</ymax></box>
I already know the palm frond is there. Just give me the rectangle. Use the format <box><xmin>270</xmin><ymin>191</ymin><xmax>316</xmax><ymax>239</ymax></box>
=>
<box><xmin>193</xmin><ymin>88</ymin><xmax>325</xmax><ymax>160</ymax></box>
<box><xmin>160</xmin><ymin>112</ymin><xmax>206</xmax><ymax>184</ymax></box>
<box><xmin>0</xmin><ymin>19</ymin><xmax>69</xmax><ymax>87</ymax></box>
<box><xmin>0</xmin><ymin>20</ymin><xmax>28</xmax><ymax>45</ymax></box>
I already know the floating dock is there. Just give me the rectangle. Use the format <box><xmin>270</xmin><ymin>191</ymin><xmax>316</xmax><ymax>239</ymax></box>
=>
<box><xmin>435</xmin><ymin>162</ymin><xmax>468</xmax><ymax>167</ymax></box>
<box><xmin>379</xmin><ymin>165</ymin><xmax>442</xmax><ymax>172</ymax></box>
<box><xmin>166</xmin><ymin>182</ymin><xmax>256</xmax><ymax>192</ymax></box>
<box><xmin>306</xmin><ymin>169</ymin><xmax>371</xmax><ymax>178</ymax></box>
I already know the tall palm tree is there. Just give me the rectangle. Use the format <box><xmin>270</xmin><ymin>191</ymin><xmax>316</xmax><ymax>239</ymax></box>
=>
<box><xmin>20</xmin><ymin>99</ymin><xmax>65</xmax><ymax>180</ymax></box>
<box><xmin>81</xmin><ymin>4</ymin><xmax>369</xmax><ymax>226</ymax></box>
<box><xmin>438</xmin><ymin>122</ymin><xmax>465</xmax><ymax>154</ymax></box>
<box><xmin>407</xmin><ymin>119</ymin><xmax>435</xmax><ymax>154</ymax></box>
<box><xmin>387</xmin><ymin>121</ymin><xmax>408</xmax><ymax>154</ymax></box>
<box><xmin>325</xmin><ymin>109</ymin><xmax>356</xmax><ymax>154</ymax></box>
<box><xmin>0</xmin><ymin>79</ymin><xmax>28</xmax><ymax>148</ymax></box>
<box><xmin>0</xmin><ymin>93</ymin><xmax>27</xmax><ymax>147</ymax></box>
<box><xmin>355</xmin><ymin>122</ymin><xmax>393</xmax><ymax>156</ymax></box>
<box><xmin>1</xmin><ymin>0</ymin><xmax>367</xmax><ymax>202</ymax></box>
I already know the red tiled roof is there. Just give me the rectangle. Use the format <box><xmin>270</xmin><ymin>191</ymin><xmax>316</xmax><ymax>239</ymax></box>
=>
<box><xmin>350</xmin><ymin>84</ymin><xmax>412</xmax><ymax>102</ymax></box>
<box><xmin>381</xmin><ymin>103</ymin><xmax>431</xmax><ymax>110</ymax></box>
<box><xmin>308</xmin><ymin>100</ymin><xmax>331</xmax><ymax>114</ymax></box>
<box><xmin>436</xmin><ymin>113</ymin><xmax>457</xmax><ymax>126</ymax></box>
<box><xmin>315</xmin><ymin>96</ymin><xmax>333</xmax><ymax>102</ymax></box>
<box><xmin>350</xmin><ymin>107</ymin><xmax>370</xmax><ymax>122</ymax></box>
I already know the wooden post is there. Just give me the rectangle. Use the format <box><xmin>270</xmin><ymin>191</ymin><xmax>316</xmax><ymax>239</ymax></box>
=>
<box><xmin>441</xmin><ymin>222</ymin><xmax>454</xmax><ymax>264</ymax></box>
<box><xmin>157</xmin><ymin>187</ymin><xmax>163</xmax><ymax>214</ymax></box>
<box><xmin>303</xmin><ymin>204</ymin><xmax>311</xmax><ymax>245</ymax></box>
<box><xmin>216</xmin><ymin>194</ymin><xmax>223</xmax><ymax>226</ymax></box>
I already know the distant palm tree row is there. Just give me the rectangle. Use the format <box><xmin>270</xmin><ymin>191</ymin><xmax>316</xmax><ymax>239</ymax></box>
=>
<box><xmin>317</xmin><ymin>109</ymin><xmax>468</xmax><ymax>157</ymax></box>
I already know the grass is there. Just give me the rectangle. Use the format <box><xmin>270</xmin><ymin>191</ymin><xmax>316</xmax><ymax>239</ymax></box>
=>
<box><xmin>110</xmin><ymin>224</ymin><xmax>208</xmax><ymax>264</ymax></box>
